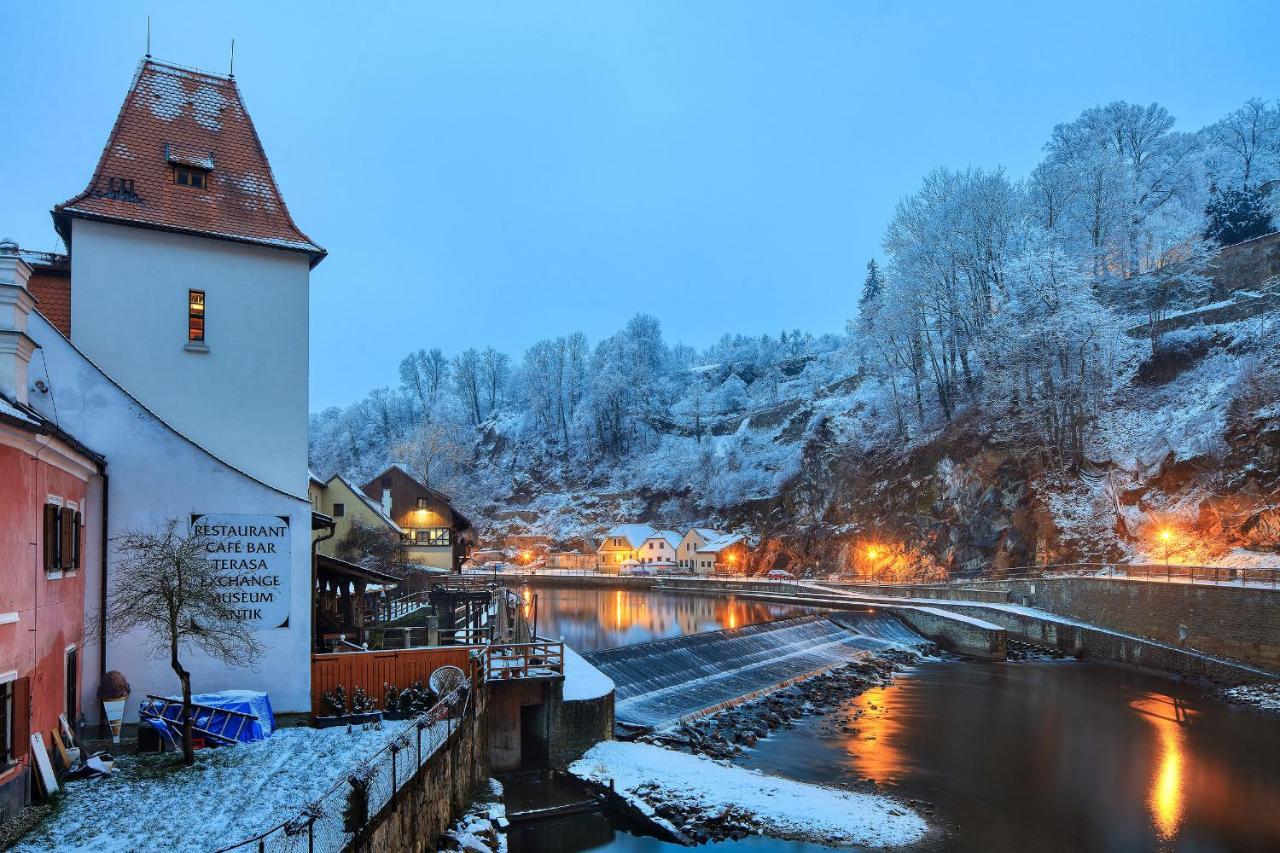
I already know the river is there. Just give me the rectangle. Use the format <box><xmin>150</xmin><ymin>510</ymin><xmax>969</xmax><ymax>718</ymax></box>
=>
<box><xmin>509</xmin><ymin>584</ymin><xmax>1280</xmax><ymax>852</ymax></box>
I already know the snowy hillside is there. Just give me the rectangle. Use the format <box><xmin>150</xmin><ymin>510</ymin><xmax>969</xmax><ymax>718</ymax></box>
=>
<box><xmin>311</xmin><ymin>97</ymin><xmax>1280</xmax><ymax>575</ymax></box>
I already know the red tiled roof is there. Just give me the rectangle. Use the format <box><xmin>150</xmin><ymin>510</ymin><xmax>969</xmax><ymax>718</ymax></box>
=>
<box><xmin>53</xmin><ymin>58</ymin><xmax>325</xmax><ymax>266</ymax></box>
<box><xmin>28</xmin><ymin>264</ymin><xmax>72</xmax><ymax>337</ymax></box>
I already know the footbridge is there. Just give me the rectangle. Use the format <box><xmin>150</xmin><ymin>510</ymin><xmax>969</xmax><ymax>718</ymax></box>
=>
<box><xmin>584</xmin><ymin>612</ymin><xmax>926</xmax><ymax>728</ymax></box>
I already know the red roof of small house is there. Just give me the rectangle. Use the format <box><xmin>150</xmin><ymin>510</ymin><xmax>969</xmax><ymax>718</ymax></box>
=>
<box><xmin>53</xmin><ymin>58</ymin><xmax>325</xmax><ymax>267</ymax></box>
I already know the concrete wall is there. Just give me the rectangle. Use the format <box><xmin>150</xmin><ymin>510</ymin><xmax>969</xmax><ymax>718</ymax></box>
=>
<box><xmin>69</xmin><ymin>220</ymin><xmax>310</xmax><ymax>495</ymax></box>
<box><xmin>486</xmin><ymin>678</ymin><xmax>551</xmax><ymax>773</ymax></box>
<box><xmin>824</xmin><ymin>583</ymin><xmax>1012</xmax><ymax>603</ymax></box>
<box><xmin>26</xmin><ymin>311</ymin><xmax>313</xmax><ymax>720</ymax></box>
<box><xmin>1009</xmin><ymin>577</ymin><xmax>1280</xmax><ymax>673</ymax></box>
<box><xmin>486</xmin><ymin>676</ymin><xmax>615</xmax><ymax>772</ymax></box>
<box><xmin>879</xmin><ymin>607</ymin><xmax>1007</xmax><ymax>660</ymax></box>
<box><xmin>352</xmin><ymin>691</ymin><xmax>488</xmax><ymax>853</ymax></box>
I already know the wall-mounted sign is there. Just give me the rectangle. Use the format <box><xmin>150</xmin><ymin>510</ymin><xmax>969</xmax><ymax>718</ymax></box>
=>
<box><xmin>192</xmin><ymin>513</ymin><xmax>291</xmax><ymax>629</ymax></box>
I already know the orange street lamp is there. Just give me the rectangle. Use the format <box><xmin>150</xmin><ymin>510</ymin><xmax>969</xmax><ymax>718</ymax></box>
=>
<box><xmin>1159</xmin><ymin>529</ymin><xmax>1172</xmax><ymax>569</ymax></box>
<box><xmin>867</xmin><ymin>547</ymin><xmax>878</xmax><ymax>560</ymax></box>
<box><xmin>521</xmin><ymin>550</ymin><xmax>533</xmax><ymax>564</ymax></box>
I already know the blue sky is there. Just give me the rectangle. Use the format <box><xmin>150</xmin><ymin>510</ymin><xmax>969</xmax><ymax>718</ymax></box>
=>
<box><xmin>4</xmin><ymin>1</ymin><xmax>1279</xmax><ymax>409</ymax></box>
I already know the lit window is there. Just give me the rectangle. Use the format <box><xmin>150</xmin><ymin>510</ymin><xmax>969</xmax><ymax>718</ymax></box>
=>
<box><xmin>174</xmin><ymin>166</ymin><xmax>207</xmax><ymax>189</ymax></box>
<box><xmin>416</xmin><ymin>498</ymin><xmax>428</xmax><ymax>510</ymax></box>
<box><xmin>413</xmin><ymin>529</ymin><xmax>451</xmax><ymax>546</ymax></box>
<box><xmin>188</xmin><ymin>290</ymin><xmax>205</xmax><ymax>342</ymax></box>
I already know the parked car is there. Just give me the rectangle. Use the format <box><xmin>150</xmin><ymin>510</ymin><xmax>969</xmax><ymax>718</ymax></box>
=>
<box><xmin>766</xmin><ymin>569</ymin><xmax>794</xmax><ymax>579</ymax></box>
<box><xmin>623</xmin><ymin>566</ymin><xmax>655</xmax><ymax>576</ymax></box>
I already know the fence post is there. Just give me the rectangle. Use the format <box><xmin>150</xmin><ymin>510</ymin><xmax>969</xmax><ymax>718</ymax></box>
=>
<box><xmin>391</xmin><ymin>749</ymin><xmax>397</xmax><ymax>798</ymax></box>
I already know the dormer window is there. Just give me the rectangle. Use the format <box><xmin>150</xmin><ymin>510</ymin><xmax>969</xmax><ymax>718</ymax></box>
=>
<box><xmin>174</xmin><ymin>166</ymin><xmax>207</xmax><ymax>189</ymax></box>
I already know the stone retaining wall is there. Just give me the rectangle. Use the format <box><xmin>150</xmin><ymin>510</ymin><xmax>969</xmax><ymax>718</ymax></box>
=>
<box><xmin>936</xmin><ymin>602</ymin><xmax>1274</xmax><ymax>684</ymax></box>
<box><xmin>350</xmin><ymin>692</ymin><xmax>488</xmax><ymax>853</ymax></box>
<box><xmin>1009</xmin><ymin>578</ymin><xmax>1280</xmax><ymax>673</ymax></box>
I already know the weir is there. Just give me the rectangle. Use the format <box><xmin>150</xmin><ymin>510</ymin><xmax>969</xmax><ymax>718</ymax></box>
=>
<box><xmin>585</xmin><ymin>612</ymin><xmax>925</xmax><ymax>727</ymax></box>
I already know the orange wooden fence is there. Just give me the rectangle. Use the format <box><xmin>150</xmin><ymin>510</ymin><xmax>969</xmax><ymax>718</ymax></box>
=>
<box><xmin>310</xmin><ymin>647</ymin><xmax>479</xmax><ymax>715</ymax></box>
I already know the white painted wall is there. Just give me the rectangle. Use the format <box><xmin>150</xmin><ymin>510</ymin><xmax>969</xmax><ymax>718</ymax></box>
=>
<box><xmin>68</xmin><ymin>220</ymin><xmax>310</xmax><ymax>496</ymax></box>
<box><xmin>27</xmin><ymin>311</ymin><xmax>312</xmax><ymax>722</ymax></box>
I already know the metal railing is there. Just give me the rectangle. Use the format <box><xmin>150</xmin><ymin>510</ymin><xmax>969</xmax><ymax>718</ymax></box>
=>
<box><xmin>380</xmin><ymin>591</ymin><xmax>431</xmax><ymax>623</ymax></box>
<box><xmin>214</xmin><ymin>684</ymin><xmax>473</xmax><ymax>853</ymax></box>
<box><xmin>483</xmin><ymin>641</ymin><xmax>565</xmax><ymax>681</ymax></box>
<box><xmin>824</xmin><ymin>562</ymin><xmax>1280</xmax><ymax>589</ymax></box>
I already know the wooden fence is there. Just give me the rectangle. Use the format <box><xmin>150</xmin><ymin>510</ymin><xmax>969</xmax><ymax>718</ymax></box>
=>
<box><xmin>311</xmin><ymin>646</ymin><xmax>479</xmax><ymax>716</ymax></box>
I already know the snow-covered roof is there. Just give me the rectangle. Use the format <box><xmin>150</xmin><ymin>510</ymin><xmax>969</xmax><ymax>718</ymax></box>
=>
<box><xmin>647</xmin><ymin>530</ymin><xmax>683</xmax><ymax>549</ymax></box>
<box><xmin>688</xmin><ymin>527</ymin><xmax>720</xmax><ymax>541</ymax></box>
<box><xmin>54</xmin><ymin>58</ymin><xmax>325</xmax><ymax>266</ymax></box>
<box><xmin>330</xmin><ymin>474</ymin><xmax>400</xmax><ymax>531</ymax></box>
<box><xmin>562</xmin><ymin>645</ymin><xmax>615</xmax><ymax>701</ymax></box>
<box><xmin>696</xmin><ymin>533</ymin><xmax>745</xmax><ymax>553</ymax></box>
<box><xmin>605</xmin><ymin>524</ymin><xmax>656</xmax><ymax>549</ymax></box>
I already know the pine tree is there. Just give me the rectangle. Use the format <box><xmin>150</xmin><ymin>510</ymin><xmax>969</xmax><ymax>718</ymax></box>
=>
<box><xmin>856</xmin><ymin>259</ymin><xmax>885</xmax><ymax>333</ymax></box>
<box><xmin>1204</xmin><ymin>183</ymin><xmax>1274</xmax><ymax>246</ymax></box>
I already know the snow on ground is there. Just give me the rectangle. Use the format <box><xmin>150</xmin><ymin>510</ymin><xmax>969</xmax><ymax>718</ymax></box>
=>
<box><xmin>14</xmin><ymin>722</ymin><xmax>412</xmax><ymax>853</ymax></box>
<box><xmin>562</xmin><ymin>644</ymin><xmax>615</xmax><ymax>701</ymax></box>
<box><xmin>1221</xmin><ymin>682</ymin><xmax>1280</xmax><ymax>715</ymax></box>
<box><xmin>570</xmin><ymin>740</ymin><xmax>925</xmax><ymax>848</ymax></box>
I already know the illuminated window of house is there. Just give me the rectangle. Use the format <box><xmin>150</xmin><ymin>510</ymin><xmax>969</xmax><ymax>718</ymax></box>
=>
<box><xmin>415</xmin><ymin>528</ymin><xmax>451</xmax><ymax>546</ymax></box>
<box><xmin>188</xmin><ymin>290</ymin><xmax>205</xmax><ymax>342</ymax></box>
<box><xmin>174</xmin><ymin>166</ymin><xmax>207</xmax><ymax>189</ymax></box>
<box><xmin>416</xmin><ymin>498</ymin><xmax>428</xmax><ymax>510</ymax></box>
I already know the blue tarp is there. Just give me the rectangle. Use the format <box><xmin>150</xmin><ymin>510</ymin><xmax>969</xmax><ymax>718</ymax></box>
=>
<box><xmin>143</xmin><ymin>690</ymin><xmax>274</xmax><ymax>745</ymax></box>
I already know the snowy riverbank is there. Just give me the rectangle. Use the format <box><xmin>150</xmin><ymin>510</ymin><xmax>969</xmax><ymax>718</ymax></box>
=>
<box><xmin>570</xmin><ymin>740</ymin><xmax>926</xmax><ymax>847</ymax></box>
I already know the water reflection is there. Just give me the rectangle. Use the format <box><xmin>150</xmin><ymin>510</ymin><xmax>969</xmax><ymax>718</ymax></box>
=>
<box><xmin>1130</xmin><ymin>692</ymin><xmax>1197</xmax><ymax>842</ymax></box>
<box><xmin>840</xmin><ymin>684</ymin><xmax>909</xmax><ymax>785</ymax></box>
<box><xmin>739</xmin><ymin>661</ymin><xmax>1280</xmax><ymax>852</ymax></box>
<box><xmin>519</xmin><ymin>584</ymin><xmax>810</xmax><ymax>652</ymax></box>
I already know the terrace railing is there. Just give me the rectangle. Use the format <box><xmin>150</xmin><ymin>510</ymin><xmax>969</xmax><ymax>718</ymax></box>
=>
<box><xmin>484</xmin><ymin>641</ymin><xmax>565</xmax><ymax>681</ymax></box>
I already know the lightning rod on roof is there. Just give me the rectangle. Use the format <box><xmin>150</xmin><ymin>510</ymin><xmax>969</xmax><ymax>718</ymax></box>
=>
<box><xmin>229</xmin><ymin>38</ymin><xmax>235</xmax><ymax>78</ymax></box>
<box><xmin>146</xmin><ymin>16</ymin><xmax>151</xmax><ymax>58</ymax></box>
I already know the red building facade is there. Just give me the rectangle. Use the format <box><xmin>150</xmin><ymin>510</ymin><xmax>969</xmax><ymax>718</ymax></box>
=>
<box><xmin>0</xmin><ymin>248</ymin><xmax>104</xmax><ymax>817</ymax></box>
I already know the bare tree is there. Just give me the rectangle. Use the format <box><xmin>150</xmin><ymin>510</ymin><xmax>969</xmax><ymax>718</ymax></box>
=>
<box><xmin>336</xmin><ymin>519</ymin><xmax>406</xmax><ymax>573</ymax></box>
<box><xmin>93</xmin><ymin>519</ymin><xmax>262</xmax><ymax>765</ymax></box>
<box><xmin>392</xmin><ymin>420</ymin><xmax>469</xmax><ymax>491</ymax></box>
<box><xmin>453</xmin><ymin>349</ymin><xmax>483</xmax><ymax>425</ymax></box>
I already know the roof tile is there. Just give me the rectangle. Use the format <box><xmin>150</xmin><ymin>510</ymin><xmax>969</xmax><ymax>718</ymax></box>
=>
<box><xmin>53</xmin><ymin>58</ymin><xmax>324</xmax><ymax>265</ymax></box>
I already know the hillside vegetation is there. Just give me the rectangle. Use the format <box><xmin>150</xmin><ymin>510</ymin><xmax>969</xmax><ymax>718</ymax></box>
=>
<box><xmin>311</xmin><ymin>98</ymin><xmax>1280</xmax><ymax>576</ymax></box>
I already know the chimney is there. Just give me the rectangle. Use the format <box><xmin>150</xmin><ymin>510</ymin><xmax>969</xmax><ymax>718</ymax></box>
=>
<box><xmin>382</xmin><ymin>488</ymin><xmax>393</xmax><ymax>517</ymax></box>
<box><xmin>0</xmin><ymin>240</ymin><xmax>37</xmax><ymax>406</ymax></box>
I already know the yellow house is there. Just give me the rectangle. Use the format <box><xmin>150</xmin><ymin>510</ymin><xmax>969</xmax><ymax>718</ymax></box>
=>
<box><xmin>677</xmin><ymin>527</ymin><xmax>720</xmax><ymax>570</ymax></box>
<box><xmin>309</xmin><ymin>472</ymin><xmax>403</xmax><ymax>558</ymax></box>
<box><xmin>597</xmin><ymin>524</ymin><xmax>655</xmax><ymax>572</ymax></box>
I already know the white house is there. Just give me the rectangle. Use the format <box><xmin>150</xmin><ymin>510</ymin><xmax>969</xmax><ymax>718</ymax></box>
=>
<box><xmin>15</xmin><ymin>56</ymin><xmax>324</xmax><ymax>722</ymax></box>
<box><xmin>639</xmin><ymin>531</ymin><xmax>683</xmax><ymax>566</ymax></box>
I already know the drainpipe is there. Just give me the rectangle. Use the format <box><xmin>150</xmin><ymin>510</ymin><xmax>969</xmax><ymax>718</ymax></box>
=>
<box><xmin>311</xmin><ymin>517</ymin><xmax>336</xmax><ymax>653</ymax></box>
<box><xmin>97</xmin><ymin>468</ymin><xmax>109</xmax><ymax>737</ymax></box>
